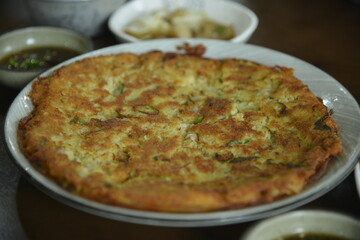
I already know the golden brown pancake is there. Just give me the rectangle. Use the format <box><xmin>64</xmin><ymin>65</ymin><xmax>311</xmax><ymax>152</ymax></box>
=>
<box><xmin>18</xmin><ymin>44</ymin><xmax>342</xmax><ymax>212</ymax></box>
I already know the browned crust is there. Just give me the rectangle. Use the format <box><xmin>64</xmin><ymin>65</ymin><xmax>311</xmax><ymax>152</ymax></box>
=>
<box><xmin>17</xmin><ymin>46</ymin><xmax>342</xmax><ymax>212</ymax></box>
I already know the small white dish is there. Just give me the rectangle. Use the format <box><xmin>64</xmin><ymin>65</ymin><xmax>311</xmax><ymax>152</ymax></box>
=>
<box><xmin>241</xmin><ymin>210</ymin><xmax>360</xmax><ymax>240</ymax></box>
<box><xmin>108</xmin><ymin>0</ymin><xmax>258</xmax><ymax>43</ymax></box>
<box><xmin>0</xmin><ymin>27</ymin><xmax>92</xmax><ymax>89</ymax></box>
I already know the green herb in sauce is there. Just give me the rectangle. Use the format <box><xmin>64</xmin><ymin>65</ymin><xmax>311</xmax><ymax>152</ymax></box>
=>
<box><xmin>0</xmin><ymin>47</ymin><xmax>80</xmax><ymax>71</ymax></box>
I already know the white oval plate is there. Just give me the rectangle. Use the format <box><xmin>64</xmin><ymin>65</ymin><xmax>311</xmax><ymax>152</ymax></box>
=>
<box><xmin>5</xmin><ymin>39</ymin><xmax>360</xmax><ymax>227</ymax></box>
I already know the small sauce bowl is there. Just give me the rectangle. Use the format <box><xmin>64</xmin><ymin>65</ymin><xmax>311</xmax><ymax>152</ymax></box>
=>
<box><xmin>241</xmin><ymin>210</ymin><xmax>360</xmax><ymax>240</ymax></box>
<box><xmin>0</xmin><ymin>27</ymin><xmax>93</xmax><ymax>89</ymax></box>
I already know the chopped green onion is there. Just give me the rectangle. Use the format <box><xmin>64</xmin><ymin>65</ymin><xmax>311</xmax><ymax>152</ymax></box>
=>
<box><xmin>70</xmin><ymin>117</ymin><xmax>88</xmax><ymax>124</ymax></box>
<box><xmin>286</xmin><ymin>163</ymin><xmax>303</xmax><ymax>168</ymax></box>
<box><xmin>230</xmin><ymin>156</ymin><xmax>259</xmax><ymax>163</ymax></box>
<box><xmin>265</xmin><ymin>159</ymin><xmax>274</xmax><ymax>164</ymax></box>
<box><xmin>153</xmin><ymin>156</ymin><xmax>170</xmax><ymax>162</ymax></box>
<box><xmin>40</xmin><ymin>138</ymin><xmax>47</xmax><ymax>146</ymax></box>
<box><xmin>227</xmin><ymin>139</ymin><xmax>249</xmax><ymax>146</ymax></box>
<box><xmin>113</xmin><ymin>83</ymin><xmax>125</xmax><ymax>96</ymax></box>
<box><xmin>215</xmin><ymin>153</ymin><xmax>259</xmax><ymax>163</ymax></box>
<box><xmin>193</xmin><ymin>116</ymin><xmax>204</xmax><ymax>124</ymax></box>
<box><xmin>133</xmin><ymin>105</ymin><xmax>159</xmax><ymax>115</ymax></box>
<box><xmin>213</xmin><ymin>25</ymin><xmax>226</xmax><ymax>35</ymax></box>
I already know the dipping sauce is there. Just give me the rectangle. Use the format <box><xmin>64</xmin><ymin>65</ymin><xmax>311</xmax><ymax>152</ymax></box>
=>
<box><xmin>0</xmin><ymin>47</ymin><xmax>80</xmax><ymax>71</ymax></box>
<box><xmin>280</xmin><ymin>232</ymin><xmax>350</xmax><ymax>240</ymax></box>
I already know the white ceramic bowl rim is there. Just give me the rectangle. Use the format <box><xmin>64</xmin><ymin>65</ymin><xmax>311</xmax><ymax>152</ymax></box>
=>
<box><xmin>0</xmin><ymin>26</ymin><xmax>92</xmax><ymax>42</ymax></box>
<box><xmin>355</xmin><ymin>163</ymin><xmax>360</xmax><ymax>199</ymax></box>
<box><xmin>0</xmin><ymin>26</ymin><xmax>93</xmax><ymax>73</ymax></box>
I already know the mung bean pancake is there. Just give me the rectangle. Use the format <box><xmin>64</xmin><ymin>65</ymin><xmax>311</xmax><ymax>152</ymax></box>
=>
<box><xmin>18</xmin><ymin>44</ymin><xmax>342</xmax><ymax>212</ymax></box>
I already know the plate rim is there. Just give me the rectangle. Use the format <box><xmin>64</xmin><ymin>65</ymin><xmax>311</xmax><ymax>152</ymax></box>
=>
<box><xmin>355</xmin><ymin>163</ymin><xmax>360</xmax><ymax>199</ymax></box>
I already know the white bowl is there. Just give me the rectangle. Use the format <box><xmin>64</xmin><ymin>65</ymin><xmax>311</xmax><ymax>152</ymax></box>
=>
<box><xmin>0</xmin><ymin>27</ymin><xmax>93</xmax><ymax>89</ymax></box>
<box><xmin>108</xmin><ymin>0</ymin><xmax>258</xmax><ymax>43</ymax></box>
<box><xmin>24</xmin><ymin>0</ymin><xmax>127</xmax><ymax>37</ymax></box>
<box><xmin>241</xmin><ymin>210</ymin><xmax>360</xmax><ymax>240</ymax></box>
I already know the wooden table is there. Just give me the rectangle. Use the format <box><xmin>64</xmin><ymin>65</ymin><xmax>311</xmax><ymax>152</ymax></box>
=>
<box><xmin>1</xmin><ymin>0</ymin><xmax>359</xmax><ymax>239</ymax></box>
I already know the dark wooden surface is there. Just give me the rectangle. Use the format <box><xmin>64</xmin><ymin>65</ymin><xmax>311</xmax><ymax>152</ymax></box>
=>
<box><xmin>1</xmin><ymin>0</ymin><xmax>359</xmax><ymax>239</ymax></box>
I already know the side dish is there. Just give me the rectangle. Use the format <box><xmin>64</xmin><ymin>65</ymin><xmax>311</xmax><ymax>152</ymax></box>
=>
<box><xmin>17</xmin><ymin>44</ymin><xmax>342</xmax><ymax>212</ymax></box>
<box><xmin>124</xmin><ymin>8</ymin><xmax>235</xmax><ymax>40</ymax></box>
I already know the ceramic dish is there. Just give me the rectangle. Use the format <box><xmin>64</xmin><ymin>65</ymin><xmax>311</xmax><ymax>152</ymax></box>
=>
<box><xmin>108</xmin><ymin>0</ymin><xmax>258</xmax><ymax>43</ymax></box>
<box><xmin>355</xmin><ymin>162</ymin><xmax>360</xmax><ymax>199</ymax></box>
<box><xmin>5</xmin><ymin>39</ymin><xmax>360</xmax><ymax>227</ymax></box>
<box><xmin>0</xmin><ymin>27</ymin><xmax>93</xmax><ymax>89</ymax></box>
<box><xmin>241</xmin><ymin>210</ymin><xmax>360</xmax><ymax>240</ymax></box>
